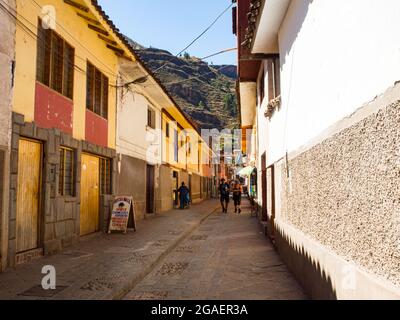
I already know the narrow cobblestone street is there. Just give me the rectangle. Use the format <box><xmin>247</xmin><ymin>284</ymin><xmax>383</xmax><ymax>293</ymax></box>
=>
<box><xmin>124</xmin><ymin>201</ymin><xmax>307</xmax><ymax>300</ymax></box>
<box><xmin>0</xmin><ymin>199</ymin><xmax>306</xmax><ymax>300</ymax></box>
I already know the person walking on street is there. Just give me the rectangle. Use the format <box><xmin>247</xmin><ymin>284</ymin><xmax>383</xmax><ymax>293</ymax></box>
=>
<box><xmin>178</xmin><ymin>182</ymin><xmax>190</xmax><ymax>209</ymax></box>
<box><xmin>219</xmin><ymin>178</ymin><xmax>230</xmax><ymax>213</ymax></box>
<box><xmin>233</xmin><ymin>181</ymin><xmax>243</xmax><ymax>214</ymax></box>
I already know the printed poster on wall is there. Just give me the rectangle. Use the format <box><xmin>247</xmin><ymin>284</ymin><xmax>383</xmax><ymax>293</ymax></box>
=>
<box><xmin>108</xmin><ymin>196</ymin><xmax>136</xmax><ymax>233</ymax></box>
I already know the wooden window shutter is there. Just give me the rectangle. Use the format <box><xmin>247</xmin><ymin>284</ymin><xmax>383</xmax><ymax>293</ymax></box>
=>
<box><xmin>94</xmin><ymin>69</ymin><xmax>102</xmax><ymax>115</ymax></box>
<box><xmin>51</xmin><ymin>33</ymin><xmax>64</xmax><ymax>94</ymax></box>
<box><xmin>36</xmin><ymin>21</ymin><xmax>46</xmax><ymax>84</ymax></box>
<box><xmin>151</xmin><ymin>109</ymin><xmax>156</xmax><ymax>129</ymax></box>
<box><xmin>36</xmin><ymin>21</ymin><xmax>51</xmax><ymax>86</ymax></box>
<box><xmin>63</xmin><ymin>43</ymin><xmax>75</xmax><ymax>99</ymax></box>
<box><xmin>101</xmin><ymin>75</ymin><xmax>109</xmax><ymax>119</ymax></box>
<box><xmin>86</xmin><ymin>62</ymin><xmax>94</xmax><ymax>111</ymax></box>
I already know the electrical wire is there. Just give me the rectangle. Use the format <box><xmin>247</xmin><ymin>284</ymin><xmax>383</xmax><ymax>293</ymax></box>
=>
<box><xmin>0</xmin><ymin>0</ymin><xmax>117</xmax><ymax>79</ymax></box>
<box><xmin>121</xmin><ymin>2</ymin><xmax>235</xmax><ymax>87</ymax></box>
<box><xmin>175</xmin><ymin>2</ymin><xmax>234</xmax><ymax>58</ymax></box>
<box><xmin>201</xmin><ymin>47</ymin><xmax>237</xmax><ymax>61</ymax></box>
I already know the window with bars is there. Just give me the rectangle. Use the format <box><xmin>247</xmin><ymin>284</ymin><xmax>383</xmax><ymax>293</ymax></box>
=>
<box><xmin>100</xmin><ymin>157</ymin><xmax>112</xmax><ymax>195</ymax></box>
<box><xmin>36</xmin><ymin>20</ymin><xmax>75</xmax><ymax>99</ymax></box>
<box><xmin>59</xmin><ymin>147</ymin><xmax>75</xmax><ymax>196</ymax></box>
<box><xmin>86</xmin><ymin>62</ymin><xmax>109</xmax><ymax>119</ymax></box>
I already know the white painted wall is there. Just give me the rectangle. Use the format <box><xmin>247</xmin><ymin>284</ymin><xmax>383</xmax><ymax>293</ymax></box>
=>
<box><xmin>116</xmin><ymin>89</ymin><xmax>161</xmax><ymax>165</ymax></box>
<box><xmin>256</xmin><ymin>63</ymin><xmax>270</xmax><ymax>203</ymax></box>
<box><xmin>266</xmin><ymin>0</ymin><xmax>400</xmax><ymax>165</ymax></box>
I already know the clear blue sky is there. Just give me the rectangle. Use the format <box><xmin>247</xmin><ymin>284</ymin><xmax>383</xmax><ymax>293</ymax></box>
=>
<box><xmin>97</xmin><ymin>0</ymin><xmax>237</xmax><ymax>66</ymax></box>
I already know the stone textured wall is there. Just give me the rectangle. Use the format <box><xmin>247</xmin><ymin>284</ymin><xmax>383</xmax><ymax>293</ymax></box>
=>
<box><xmin>278</xmin><ymin>100</ymin><xmax>400</xmax><ymax>286</ymax></box>
<box><xmin>9</xmin><ymin>113</ymin><xmax>116</xmax><ymax>266</ymax></box>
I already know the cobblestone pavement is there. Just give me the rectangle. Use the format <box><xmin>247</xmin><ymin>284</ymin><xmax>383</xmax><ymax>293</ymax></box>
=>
<box><xmin>123</xmin><ymin>201</ymin><xmax>308</xmax><ymax>300</ymax></box>
<box><xmin>0</xmin><ymin>200</ymin><xmax>219</xmax><ymax>300</ymax></box>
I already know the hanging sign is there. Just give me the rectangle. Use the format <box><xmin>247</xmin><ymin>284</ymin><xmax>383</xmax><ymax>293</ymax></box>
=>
<box><xmin>108</xmin><ymin>196</ymin><xmax>136</xmax><ymax>233</ymax></box>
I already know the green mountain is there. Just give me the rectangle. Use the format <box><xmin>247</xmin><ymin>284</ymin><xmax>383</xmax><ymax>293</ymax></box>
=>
<box><xmin>132</xmin><ymin>45</ymin><xmax>239</xmax><ymax>131</ymax></box>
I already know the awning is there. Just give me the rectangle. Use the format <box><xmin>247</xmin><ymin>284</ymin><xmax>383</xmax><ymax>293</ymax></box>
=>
<box><xmin>237</xmin><ymin>166</ymin><xmax>255</xmax><ymax>177</ymax></box>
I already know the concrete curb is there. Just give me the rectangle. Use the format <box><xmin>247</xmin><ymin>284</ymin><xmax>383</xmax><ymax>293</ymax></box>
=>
<box><xmin>111</xmin><ymin>204</ymin><xmax>220</xmax><ymax>300</ymax></box>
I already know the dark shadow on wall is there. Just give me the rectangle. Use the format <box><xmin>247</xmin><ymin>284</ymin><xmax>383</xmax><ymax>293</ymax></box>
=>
<box><xmin>274</xmin><ymin>223</ymin><xmax>337</xmax><ymax>300</ymax></box>
<box><xmin>280</xmin><ymin>0</ymin><xmax>313</xmax><ymax>67</ymax></box>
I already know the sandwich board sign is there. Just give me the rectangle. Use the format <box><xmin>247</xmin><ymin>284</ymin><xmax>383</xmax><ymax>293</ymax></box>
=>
<box><xmin>108</xmin><ymin>196</ymin><xmax>136</xmax><ymax>233</ymax></box>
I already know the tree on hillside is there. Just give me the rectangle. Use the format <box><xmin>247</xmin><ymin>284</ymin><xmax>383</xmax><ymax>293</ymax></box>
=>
<box><xmin>224</xmin><ymin>93</ymin><xmax>237</xmax><ymax>116</ymax></box>
<box><xmin>183</xmin><ymin>52</ymin><xmax>191</xmax><ymax>60</ymax></box>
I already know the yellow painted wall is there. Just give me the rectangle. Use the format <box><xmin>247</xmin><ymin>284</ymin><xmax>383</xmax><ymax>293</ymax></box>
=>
<box><xmin>162</xmin><ymin>109</ymin><xmax>213</xmax><ymax>177</ymax></box>
<box><xmin>14</xmin><ymin>0</ymin><xmax>118</xmax><ymax>148</ymax></box>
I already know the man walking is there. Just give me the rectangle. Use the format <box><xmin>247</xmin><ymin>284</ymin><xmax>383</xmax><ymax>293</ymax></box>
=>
<box><xmin>219</xmin><ymin>178</ymin><xmax>230</xmax><ymax>213</ymax></box>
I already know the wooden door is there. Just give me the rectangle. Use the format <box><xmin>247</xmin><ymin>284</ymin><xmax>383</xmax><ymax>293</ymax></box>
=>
<box><xmin>146</xmin><ymin>165</ymin><xmax>155</xmax><ymax>213</ymax></box>
<box><xmin>80</xmin><ymin>154</ymin><xmax>100</xmax><ymax>236</ymax></box>
<box><xmin>16</xmin><ymin>139</ymin><xmax>42</xmax><ymax>253</ymax></box>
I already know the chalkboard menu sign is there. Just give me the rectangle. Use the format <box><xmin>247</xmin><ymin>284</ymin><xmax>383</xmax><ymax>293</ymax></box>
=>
<box><xmin>108</xmin><ymin>196</ymin><xmax>136</xmax><ymax>233</ymax></box>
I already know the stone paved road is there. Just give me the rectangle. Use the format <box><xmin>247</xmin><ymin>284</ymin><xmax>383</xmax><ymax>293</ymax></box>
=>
<box><xmin>123</xmin><ymin>201</ymin><xmax>308</xmax><ymax>300</ymax></box>
<box><xmin>0</xmin><ymin>199</ymin><xmax>307</xmax><ymax>300</ymax></box>
<box><xmin>0</xmin><ymin>200</ymin><xmax>220</xmax><ymax>300</ymax></box>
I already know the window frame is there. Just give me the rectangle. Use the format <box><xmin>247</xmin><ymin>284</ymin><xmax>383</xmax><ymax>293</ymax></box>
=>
<box><xmin>59</xmin><ymin>146</ymin><xmax>75</xmax><ymax>197</ymax></box>
<box><xmin>36</xmin><ymin>19</ymin><xmax>75</xmax><ymax>100</ymax></box>
<box><xmin>267</xmin><ymin>56</ymin><xmax>281</xmax><ymax>101</ymax></box>
<box><xmin>147</xmin><ymin>106</ymin><xmax>156</xmax><ymax>129</ymax></box>
<box><xmin>86</xmin><ymin>61</ymin><xmax>109</xmax><ymax>119</ymax></box>
<box><xmin>99</xmin><ymin>157</ymin><xmax>112</xmax><ymax>195</ymax></box>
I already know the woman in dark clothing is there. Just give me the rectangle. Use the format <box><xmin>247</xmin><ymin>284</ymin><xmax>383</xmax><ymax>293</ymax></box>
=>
<box><xmin>232</xmin><ymin>181</ymin><xmax>243</xmax><ymax>214</ymax></box>
<box><xmin>178</xmin><ymin>182</ymin><xmax>190</xmax><ymax>209</ymax></box>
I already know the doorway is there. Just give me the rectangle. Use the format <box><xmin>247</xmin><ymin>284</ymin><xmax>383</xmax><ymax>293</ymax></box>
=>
<box><xmin>146</xmin><ymin>164</ymin><xmax>155</xmax><ymax>214</ymax></box>
<box><xmin>80</xmin><ymin>154</ymin><xmax>100</xmax><ymax>236</ymax></box>
<box><xmin>172</xmin><ymin>171</ymin><xmax>179</xmax><ymax>206</ymax></box>
<box><xmin>16</xmin><ymin>139</ymin><xmax>42</xmax><ymax>253</ymax></box>
<box><xmin>261</xmin><ymin>153</ymin><xmax>267</xmax><ymax>221</ymax></box>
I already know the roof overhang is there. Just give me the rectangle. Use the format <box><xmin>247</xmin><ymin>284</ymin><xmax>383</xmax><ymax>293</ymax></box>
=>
<box><xmin>251</xmin><ymin>0</ymin><xmax>291</xmax><ymax>54</ymax></box>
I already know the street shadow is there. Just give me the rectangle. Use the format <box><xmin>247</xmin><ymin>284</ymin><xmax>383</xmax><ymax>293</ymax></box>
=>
<box><xmin>273</xmin><ymin>223</ymin><xmax>337</xmax><ymax>300</ymax></box>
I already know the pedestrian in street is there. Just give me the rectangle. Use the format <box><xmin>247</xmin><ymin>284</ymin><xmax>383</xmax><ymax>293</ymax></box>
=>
<box><xmin>219</xmin><ymin>178</ymin><xmax>230</xmax><ymax>213</ymax></box>
<box><xmin>233</xmin><ymin>181</ymin><xmax>243</xmax><ymax>214</ymax></box>
<box><xmin>178</xmin><ymin>182</ymin><xmax>190</xmax><ymax>210</ymax></box>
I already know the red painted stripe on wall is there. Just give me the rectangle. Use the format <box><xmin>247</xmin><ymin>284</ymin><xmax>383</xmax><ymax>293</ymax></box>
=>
<box><xmin>34</xmin><ymin>82</ymin><xmax>73</xmax><ymax>135</ymax></box>
<box><xmin>85</xmin><ymin>110</ymin><xmax>108</xmax><ymax>148</ymax></box>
